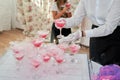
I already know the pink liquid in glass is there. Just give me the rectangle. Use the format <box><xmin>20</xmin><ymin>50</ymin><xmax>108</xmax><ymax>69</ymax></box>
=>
<box><xmin>15</xmin><ymin>54</ymin><xmax>24</xmax><ymax>61</ymax></box>
<box><xmin>69</xmin><ymin>44</ymin><xmax>80</xmax><ymax>54</ymax></box>
<box><xmin>58</xmin><ymin>43</ymin><xmax>68</xmax><ymax>52</ymax></box>
<box><xmin>16</xmin><ymin>56</ymin><xmax>24</xmax><ymax>61</ymax></box>
<box><xmin>38</xmin><ymin>31</ymin><xmax>48</xmax><ymax>38</ymax></box>
<box><xmin>65</xmin><ymin>2</ymin><xmax>71</xmax><ymax>8</ymax></box>
<box><xmin>32</xmin><ymin>39</ymin><xmax>43</xmax><ymax>47</ymax></box>
<box><xmin>40</xmin><ymin>34</ymin><xmax>47</xmax><ymax>38</ymax></box>
<box><xmin>31</xmin><ymin>59</ymin><xmax>40</xmax><ymax>68</ymax></box>
<box><xmin>55</xmin><ymin>56</ymin><xmax>64</xmax><ymax>64</ymax></box>
<box><xmin>12</xmin><ymin>46</ymin><xmax>23</xmax><ymax>54</ymax></box>
<box><xmin>43</xmin><ymin>55</ymin><xmax>51</xmax><ymax>62</ymax></box>
<box><xmin>13</xmin><ymin>49</ymin><xmax>19</xmax><ymax>54</ymax></box>
<box><xmin>55</xmin><ymin>19</ymin><xmax>66</xmax><ymax>29</ymax></box>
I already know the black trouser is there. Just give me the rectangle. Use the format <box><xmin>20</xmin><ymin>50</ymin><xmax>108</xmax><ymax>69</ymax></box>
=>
<box><xmin>50</xmin><ymin>23</ymin><xmax>71</xmax><ymax>44</ymax></box>
<box><xmin>90</xmin><ymin>25</ymin><xmax>120</xmax><ymax>65</ymax></box>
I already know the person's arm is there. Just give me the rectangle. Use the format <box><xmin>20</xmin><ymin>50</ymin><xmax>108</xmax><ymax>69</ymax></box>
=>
<box><xmin>84</xmin><ymin>0</ymin><xmax>120</xmax><ymax>37</ymax></box>
<box><xmin>51</xmin><ymin>2</ymin><xmax>70</xmax><ymax>20</ymax></box>
<box><xmin>63</xmin><ymin>0</ymin><xmax>86</xmax><ymax>28</ymax></box>
<box><xmin>52</xmin><ymin>7</ymin><xmax>69</xmax><ymax>19</ymax></box>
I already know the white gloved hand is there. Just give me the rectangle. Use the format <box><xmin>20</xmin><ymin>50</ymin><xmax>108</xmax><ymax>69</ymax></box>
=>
<box><xmin>59</xmin><ymin>30</ymin><xmax>82</xmax><ymax>44</ymax></box>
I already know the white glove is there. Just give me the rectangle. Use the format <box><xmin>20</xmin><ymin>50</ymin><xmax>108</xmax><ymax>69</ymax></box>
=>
<box><xmin>59</xmin><ymin>30</ymin><xmax>82</xmax><ymax>44</ymax></box>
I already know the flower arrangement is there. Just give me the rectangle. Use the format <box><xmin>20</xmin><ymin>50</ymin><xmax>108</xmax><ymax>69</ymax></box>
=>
<box><xmin>96</xmin><ymin>64</ymin><xmax>120</xmax><ymax>80</ymax></box>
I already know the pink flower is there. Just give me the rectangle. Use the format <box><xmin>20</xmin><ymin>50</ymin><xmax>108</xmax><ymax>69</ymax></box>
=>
<box><xmin>97</xmin><ymin>64</ymin><xmax>120</xmax><ymax>80</ymax></box>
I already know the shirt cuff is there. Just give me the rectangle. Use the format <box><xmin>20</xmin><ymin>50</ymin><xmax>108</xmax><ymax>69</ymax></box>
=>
<box><xmin>85</xmin><ymin>29</ymin><xmax>93</xmax><ymax>38</ymax></box>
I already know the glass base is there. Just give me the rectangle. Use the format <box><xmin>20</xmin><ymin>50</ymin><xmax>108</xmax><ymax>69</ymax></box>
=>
<box><xmin>57</xmin><ymin>35</ymin><xmax>64</xmax><ymax>39</ymax></box>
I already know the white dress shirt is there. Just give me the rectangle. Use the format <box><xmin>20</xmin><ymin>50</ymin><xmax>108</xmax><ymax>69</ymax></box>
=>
<box><xmin>64</xmin><ymin>0</ymin><xmax>120</xmax><ymax>37</ymax></box>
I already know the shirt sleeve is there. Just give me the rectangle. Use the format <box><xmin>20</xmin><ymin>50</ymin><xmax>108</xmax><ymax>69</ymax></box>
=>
<box><xmin>63</xmin><ymin>0</ymin><xmax>86</xmax><ymax>28</ymax></box>
<box><xmin>85</xmin><ymin>0</ymin><xmax>120</xmax><ymax>37</ymax></box>
<box><xmin>50</xmin><ymin>2</ymin><xmax>58</xmax><ymax>11</ymax></box>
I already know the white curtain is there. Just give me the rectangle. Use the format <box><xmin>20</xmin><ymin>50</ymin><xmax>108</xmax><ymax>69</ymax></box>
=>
<box><xmin>0</xmin><ymin>0</ymin><xmax>17</xmax><ymax>32</ymax></box>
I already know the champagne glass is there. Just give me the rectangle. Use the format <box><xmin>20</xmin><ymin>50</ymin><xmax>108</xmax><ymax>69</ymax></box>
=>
<box><xmin>46</xmin><ymin>44</ymin><xmax>64</xmax><ymax>74</ymax></box>
<box><xmin>69</xmin><ymin>43</ymin><xmax>80</xmax><ymax>63</ymax></box>
<box><xmin>55</xmin><ymin>19</ymin><xmax>66</xmax><ymax>39</ymax></box>
<box><xmin>37</xmin><ymin>30</ymin><xmax>49</xmax><ymax>39</ymax></box>
<box><xmin>42</xmin><ymin>53</ymin><xmax>51</xmax><ymax>75</ymax></box>
<box><xmin>43</xmin><ymin>54</ymin><xmax>51</xmax><ymax>63</ymax></box>
<box><xmin>69</xmin><ymin>43</ymin><xmax>80</xmax><ymax>55</ymax></box>
<box><xmin>32</xmin><ymin>39</ymin><xmax>43</xmax><ymax>48</ymax></box>
<box><xmin>54</xmin><ymin>55</ymin><xmax>64</xmax><ymax>74</ymax></box>
<box><xmin>32</xmin><ymin>39</ymin><xmax>43</xmax><ymax>54</ymax></box>
<box><xmin>65</xmin><ymin>2</ymin><xmax>71</xmax><ymax>10</ymax></box>
<box><xmin>31</xmin><ymin>58</ymin><xmax>41</xmax><ymax>80</ymax></box>
<box><xmin>55</xmin><ymin>55</ymin><xmax>64</xmax><ymax>64</ymax></box>
<box><xmin>57</xmin><ymin>43</ymin><xmax>68</xmax><ymax>52</ymax></box>
<box><xmin>12</xmin><ymin>44</ymin><xmax>24</xmax><ymax>71</ymax></box>
<box><xmin>65</xmin><ymin>2</ymin><xmax>71</xmax><ymax>8</ymax></box>
<box><xmin>53</xmin><ymin>47</ymin><xmax>64</xmax><ymax>74</ymax></box>
<box><xmin>14</xmin><ymin>52</ymin><xmax>24</xmax><ymax>71</ymax></box>
<box><xmin>31</xmin><ymin>59</ymin><xmax>40</xmax><ymax>68</ymax></box>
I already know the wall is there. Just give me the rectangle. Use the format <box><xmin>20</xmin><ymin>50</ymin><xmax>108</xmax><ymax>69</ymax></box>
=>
<box><xmin>0</xmin><ymin>0</ymin><xmax>17</xmax><ymax>31</ymax></box>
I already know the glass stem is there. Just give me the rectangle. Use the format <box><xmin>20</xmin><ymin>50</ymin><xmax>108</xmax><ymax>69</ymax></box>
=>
<box><xmin>59</xmin><ymin>28</ymin><xmax>62</xmax><ymax>36</ymax></box>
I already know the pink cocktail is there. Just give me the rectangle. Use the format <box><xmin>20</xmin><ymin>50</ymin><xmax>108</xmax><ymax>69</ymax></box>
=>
<box><xmin>32</xmin><ymin>39</ymin><xmax>43</xmax><ymax>47</ymax></box>
<box><xmin>55</xmin><ymin>19</ymin><xmax>66</xmax><ymax>38</ymax></box>
<box><xmin>55</xmin><ymin>19</ymin><xmax>66</xmax><ymax>29</ymax></box>
<box><xmin>12</xmin><ymin>45</ymin><xmax>23</xmax><ymax>54</ymax></box>
<box><xmin>14</xmin><ymin>53</ymin><xmax>24</xmax><ymax>61</ymax></box>
<box><xmin>14</xmin><ymin>53</ymin><xmax>24</xmax><ymax>71</ymax></box>
<box><xmin>31</xmin><ymin>58</ymin><xmax>41</xmax><ymax>80</ymax></box>
<box><xmin>37</xmin><ymin>30</ymin><xmax>49</xmax><ymax>38</ymax></box>
<box><xmin>55</xmin><ymin>55</ymin><xmax>64</xmax><ymax>74</ymax></box>
<box><xmin>13</xmin><ymin>48</ymin><xmax>19</xmax><ymax>54</ymax></box>
<box><xmin>69</xmin><ymin>44</ymin><xmax>80</xmax><ymax>54</ymax></box>
<box><xmin>31</xmin><ymin>59</ymin><xmax>40</xmax><ymax>68</ymax></box>
<box><xmin>65</xmin><ymin>2</ymin><xmax>71</xmax><ymax>8</ymax></box>
<box><xmin>16</xmin><ymin>55</ymin><xmax>24</xmax><ymax>61</ymax></box>
<box><xmin>57</xmin><ymin>43</ymin><xmax>68</xmax><ymax>52</ymax></box>
<box><xmin>55</xmin><ymin>55</ymin><xmax>64</xmax><ymax>64</ymax></box>
<box><xmin>13</xmin><ymin>46</ymin><xmax>24</xmax><ymax>60</ymax></box>
<box><xmin>43</xmin><ymin>54</ymin><xmax>51</xmax><ymax>62</ymax></box>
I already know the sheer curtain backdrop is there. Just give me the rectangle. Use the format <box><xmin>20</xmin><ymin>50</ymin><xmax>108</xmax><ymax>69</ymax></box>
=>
<box><xmin>0</xmin><ymin>0</ymin><xmax>17</xmax><ymax>32</ymax></box>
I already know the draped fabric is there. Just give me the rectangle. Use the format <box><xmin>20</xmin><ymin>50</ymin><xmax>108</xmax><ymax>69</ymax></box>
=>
<box><xmin>0</xmin><ymin>0</ymin><xmax>17</xmax><ymax>32</ymax></box>
<box><xmin>16</xmin><ymin>0</ymin><xmax>53</xmax><ymax>36</ymax></box>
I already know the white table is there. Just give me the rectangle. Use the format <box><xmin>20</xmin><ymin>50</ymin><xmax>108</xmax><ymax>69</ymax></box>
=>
<box><xmin>0</xmin><ymin>50</ymin><xmax>101</xmax><ymax>80</ymax></box>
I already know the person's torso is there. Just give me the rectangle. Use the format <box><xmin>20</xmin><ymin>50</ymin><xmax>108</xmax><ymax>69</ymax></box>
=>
<box><xmin>84</xmin><ymin>0</ymin><xmax>114</xmax><ymax>26</ymax></box>
<box><xmin>51</xmin><ymin>2</ymin><xmax>69</xmax><ymax>18</ymax></box>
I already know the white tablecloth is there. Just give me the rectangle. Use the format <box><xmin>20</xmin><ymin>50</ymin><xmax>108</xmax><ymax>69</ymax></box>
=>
<box><xmin>0</xmin><ymin>50</ymin><xmax>102</xmax><ymax>80</ymax></box>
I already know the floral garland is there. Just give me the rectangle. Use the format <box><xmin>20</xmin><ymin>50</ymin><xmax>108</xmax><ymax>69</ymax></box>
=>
<box><xmin>96</xmin><ymin>64</ymin><xmax>120</xmax><ymax>80</ymax></box>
